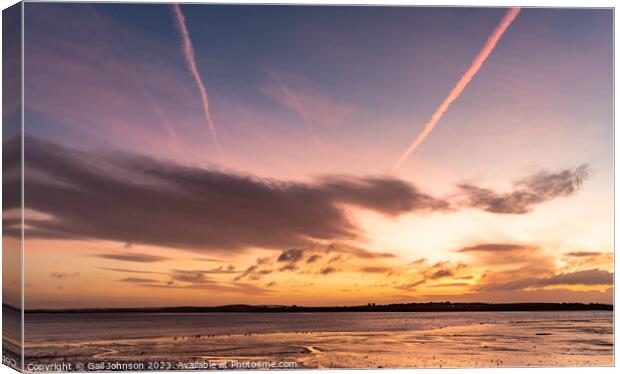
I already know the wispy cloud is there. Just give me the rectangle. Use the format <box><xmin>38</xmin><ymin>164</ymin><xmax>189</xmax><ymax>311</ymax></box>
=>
<box><xmin>262</xmin><ymin>70</ymin><xmax>327</xmax><ymax>158</ymax></box>
<box><xmin>359</xmin><ymin>266</ymin><xmax>393</xmax><ymax>274</ymax></box>
<box><xmin>109</xmin><ymin>267</ymin><xmax>271</xmax><ymax>295</ymax></box>
<box><xmin>391</xmin><ymin>8</ymin><xmax>521</xmax><ymax>173</ymax></box>
<box><xmin>477</xmin><ymin>269</ymin><xmax>613</xmax><ymax>291</ymax></box>
<box><xmin>97</xmin><ymin>253</ymin><xmax>169</xmax><ymax>263</ymax></box>
<box><xmin>561</xmin><ymin>251</ymin><xmax>613</xmax><ymax>273</ymax></box>
<box><xmin>50</xmin><ymin>272</ymin><xmax>80</xmax><ymax>279</ymax></box>
<box><xmin>457</xmin><ymin>243</ymin><xmax>552</xmax><ymax>269</ymax></box>
<box><xmin>564</xmin><ymin>251</ymin><xmax>603</xmax><ymax>258</ymax></box>
<box><xmin>458</xmin><ymin>165</ymin><xmax>588</xmax><ymax>214</ymax></box>
<box><xmin>262</xmin><ymin>70</ymin><xmax>352</xmax><ymax>127</ymax></box>
<box><xmin>118</xmin><ymin>277</ymin><xmax>160</xmax><ymax>284</ymax></box>
<box><xmin>136</xmin><ymin>81</ymin><xmax>182</xmax><ymax>158</ymax></box>
<box><xmin>98</xmin><ymin>267</ymin><xmax>167</xmax><ymax>275</ymax></box>
<box><xmin>144</xmin><ymin>281</ymin><xmax>273</xmax><ymax>295</ymax></box>
<box><xmin>171</xmin><ymin>4</ymin><xmax>221</xmax><ymax>154</ymax></box>
<box><xmin>320</xmin><ymin>266</ymin><xmax>338</xmax><ymax>275</ymax></box>
<box><xmin>169</xmin><ymin>269</ymin><xmax>214</xmax><ymax>284</ymax></box>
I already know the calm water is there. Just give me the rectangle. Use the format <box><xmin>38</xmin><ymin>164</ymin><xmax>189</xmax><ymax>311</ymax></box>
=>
<box><xmin>25</xmin><ymin>310</ymin><xmax>612</xmax><ymax>343</ymax></box>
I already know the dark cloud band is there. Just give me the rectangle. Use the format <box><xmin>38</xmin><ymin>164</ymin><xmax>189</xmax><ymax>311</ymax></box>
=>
<box><xmin>3</xmin><ymin>136</ymin><xmax>589</xmax><ymax>254</ymax></box>
<box><xmin>5</xmin><ymin>136</ymin><xmax>445</xmax><ymax>252</ymax></box>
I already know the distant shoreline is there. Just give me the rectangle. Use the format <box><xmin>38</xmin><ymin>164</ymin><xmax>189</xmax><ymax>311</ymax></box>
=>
<box><xmin>6</xmin><ymin>302</ymin><xmax>613</xmax><ymax>314</ymax></box>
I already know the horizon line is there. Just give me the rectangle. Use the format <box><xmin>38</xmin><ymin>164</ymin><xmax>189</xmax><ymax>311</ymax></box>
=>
<box><xmin>8</xmin><ymin>301</ymin><xmax>613</xmax><ymax>313</ymax></box>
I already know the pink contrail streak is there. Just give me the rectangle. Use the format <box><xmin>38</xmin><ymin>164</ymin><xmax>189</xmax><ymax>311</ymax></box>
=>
<box><xmin>267</xmin><ymin>71</ymin><xmax>328</xmax><ymax>160</ymax></box>
<box><xmin>171</xmin><ymin>4</ymin><xmax>221</xmax><ymax>155</ymax></box>
<box><xmin>390</xmin><ymin>8</ymin><xmax>521</xmax><ymax>174</ymax></box>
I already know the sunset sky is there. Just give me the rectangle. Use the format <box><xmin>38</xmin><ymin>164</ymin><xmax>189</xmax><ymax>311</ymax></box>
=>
<box><xmin>6</xmin><ymin>3</ymin><xmax>612</xmax><ymax>308</ymax></box>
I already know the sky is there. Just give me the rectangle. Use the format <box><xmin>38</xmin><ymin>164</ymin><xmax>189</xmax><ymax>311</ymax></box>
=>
<box><xmin>5</xmin><ymin>3</ymin><xmax>612</xmax><ymax>308</ymax></box>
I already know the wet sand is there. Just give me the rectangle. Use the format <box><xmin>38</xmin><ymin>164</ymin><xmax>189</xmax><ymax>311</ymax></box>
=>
<box><xmin>24</xmin><ymin>315</ymin><xmax>613</xmax><ymax>369</ymax></box>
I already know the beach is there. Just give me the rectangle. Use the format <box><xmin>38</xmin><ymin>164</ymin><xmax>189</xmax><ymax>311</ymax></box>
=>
<box><xmin>22</xmin><ymin>311</ymin><xmax>613</xmax><ymax>369</ymax></box>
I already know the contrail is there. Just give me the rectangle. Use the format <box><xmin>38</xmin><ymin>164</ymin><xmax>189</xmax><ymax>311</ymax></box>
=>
<box><xmin>266</xmin><ymin>70</ymin><xmax>327</xmax><ymax>160</ymax></box>
<box><xmin>139</xmin><ymin>84</ymin><xmax>182</xmax><ymax>158</ymax></box>
<box><xmin>390</xmin><ymin>8</ymin><xmax>521</xmax><ymax>174</ymax></box>
<box><xmin>171</xmin><ymin>4</ymin><xmax>221</xmax><ymax>155</ymax></box>
<box><xmin>131</xmin><ymin>69</ymin><xmax>185</xmax><ymax>159</ymax></box>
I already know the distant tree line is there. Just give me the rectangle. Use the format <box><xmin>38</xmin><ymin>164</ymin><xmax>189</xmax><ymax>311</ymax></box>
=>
<box><xmin>11</xmin><ymin>301</ymin><xmax>613</xmax><ymax>314</ymax></box>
